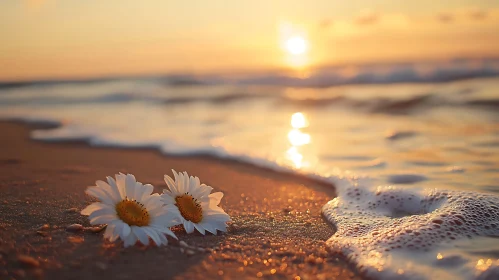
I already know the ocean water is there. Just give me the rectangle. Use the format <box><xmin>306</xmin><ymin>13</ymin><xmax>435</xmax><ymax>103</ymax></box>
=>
<box><xmin>1</xmin><ymin>59</ymin><xmax>499</xmax><ymax>279</ymax></box>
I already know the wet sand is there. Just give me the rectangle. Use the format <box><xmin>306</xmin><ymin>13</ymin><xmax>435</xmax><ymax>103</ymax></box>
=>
<box><xmin>0</xmin><ymin>121</ymin><xmax>361</xmax><ymax>280</ymax></box>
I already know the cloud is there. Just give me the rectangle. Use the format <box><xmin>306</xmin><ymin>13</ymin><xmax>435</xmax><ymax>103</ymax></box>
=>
<box><xmin>318</xmin><ymin>19</ymin><xmax>332</xmax><ymax>29</ymax></box>
<box><xmin>436</xmin><ymin>8</ymin><xmax>489</xmax><ymax>23</ymax></box>
<box><xmin>355</xmin><ymin>12</ymin><xmax>379</xmax><ymax>25</ymax></box>
<box><xmin>437</xmin><ymin>13</ymin><xmax>454</xmax><ymax>23</ymax></box>
<box><xmin>469</xmin><ymin>9</ymin><xmax>487</xmax><ymax>21</ymax></box>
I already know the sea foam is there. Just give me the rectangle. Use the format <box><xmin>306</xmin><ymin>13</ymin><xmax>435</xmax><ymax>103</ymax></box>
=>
<box><xmin>322</xmin><ymin>181</ymin><xmax>499</xmax><ymax>280</ymax></box>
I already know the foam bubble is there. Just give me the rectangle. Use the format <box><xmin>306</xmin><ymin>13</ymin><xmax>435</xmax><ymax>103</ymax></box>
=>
<box><xmin>322</xmin><ymin>184</ymin><xmax>499</xmax><ymax>279</ymax></box>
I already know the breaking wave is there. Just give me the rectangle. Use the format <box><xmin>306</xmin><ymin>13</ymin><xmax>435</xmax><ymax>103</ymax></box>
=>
<box><xmin>2</xmin><ymin>57</ymin><xmax>499</xmax><ymax>89</ymax></box>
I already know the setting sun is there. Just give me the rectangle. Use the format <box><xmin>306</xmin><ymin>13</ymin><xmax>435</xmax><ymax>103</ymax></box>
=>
<box><xmin>285</xmin><ymin>36</ymin><xmax>308</xmax><ymax>55</ymax></box>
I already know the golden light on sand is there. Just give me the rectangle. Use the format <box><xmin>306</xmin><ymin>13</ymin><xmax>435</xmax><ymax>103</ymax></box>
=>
<box><xmin>285</xmin><ymin>36</ymin><xmax>308</xmax><ymax>55</ymax></box>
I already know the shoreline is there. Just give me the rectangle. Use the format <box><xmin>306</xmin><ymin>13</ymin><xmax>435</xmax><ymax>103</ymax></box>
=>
<box><xmin>4</xmin><ymin>118</ymin><xmax>335</xmax><ymax>190</ymax></box>
<box><xmin>0</xmin><ymin>121</ymin><xmax>360</xmax><ymax>279</ymax></box>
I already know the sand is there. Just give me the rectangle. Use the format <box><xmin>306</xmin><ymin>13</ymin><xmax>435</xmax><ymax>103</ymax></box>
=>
<box><xmin>0</xmin><ymin>121</ymin><xmax>360</xmax><ymax>280</ymax></box>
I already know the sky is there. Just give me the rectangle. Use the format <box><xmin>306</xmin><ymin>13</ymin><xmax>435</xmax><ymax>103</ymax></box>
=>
<box><xmin>1</xmin><ymin>0</ymin><xmax>499</xmax><ymax>81</ymax></box>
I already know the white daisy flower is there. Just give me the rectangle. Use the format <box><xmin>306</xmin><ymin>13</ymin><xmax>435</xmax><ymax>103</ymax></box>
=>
<box><xmin>81</xmin><ymin>173</ymin><xmax>180</xmax><ymax>247</ymax></box>
<box><xmin>161</xmin><ymin>170</ymin><xmax>231</xmax><ymax>235</ymax></box>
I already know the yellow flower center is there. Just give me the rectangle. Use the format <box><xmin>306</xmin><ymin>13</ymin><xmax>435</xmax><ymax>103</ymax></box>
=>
<box><xmin>175</xmin><ymin>194</ymin><xmax>203</xmax><ymax>223</ymax></box>
<box><xmin>115</xmin><ymin>199</ymin><xmax>150</xmax><ymax>227</ymax></box>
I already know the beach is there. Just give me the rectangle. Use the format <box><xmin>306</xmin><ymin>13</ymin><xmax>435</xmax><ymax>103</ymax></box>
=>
<box><xmin>0</xmin><ymin>121</ymin><xmax>360</xmax><ymax>280</ymax></box>
<box><xmin>2</xmin><ymin>1</ymin><xmax>499</xmax><ymax>278</ymax></box>
<box><xmin>1</xmin><ymin>75</ymin><xmax>498</xmax><ymax>279</ymax></box>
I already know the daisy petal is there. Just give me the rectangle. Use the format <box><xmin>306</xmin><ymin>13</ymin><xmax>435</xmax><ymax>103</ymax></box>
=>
<box><xmin>85</xmin><ymin>186</ymin><xmax>113</xmax><ymax>204</ymax></box>
<box><xmin>194</xmin><ymin>224</ymin><xmax>206</xmax><ymax>235</ymax></box>
<box><xmin>172</xmin><ymin>170</ymin><xmax>184</xmax><ymax>193</ymax></box>
<box><xmin>115</xmin><ymin>173</ymin><xmax>127</xmax><ymax>199</ymax></box>
<box><xmin>133</xmin><ymin>226</ymin><xmax>149</xmax><ymax>246</ymax></box>
<box><xmin>81</xmin><ymin>202</ymin><xmax>107</xmax><ymax>215</ymax></box>
<box><xmin>162</xmin><ymin>189</ymin><xmax>173</xmax><ymax>196</ymax></box>
<box><xmin>194</xmin><ymin>184</ymin><xmax>213</xmax><ymax>199</ymax></box>
<box><xmin>143</xmin><ymin>227</ymin><xmax>162</xmax><ymax>246</ymax></box>
<box><xmin>184</xmin><ymin>221</ymin><xmax>195</xmax><ymax>233</ymax></box>
<box><xmin>206</xmin><ymin>212</ymin><xmax>231</xmax><ymax>223</ymax></box>
<box><xmin>113</xmin><ymin>222</ymin><xmax>124</xmax><ymax>239</ymax></box>
<box><xmin>107</xmin><ymin>224</ymin><xmax>121</xmax><ymax>242</ymax></box>
<box><xmin>151</xmin><ymin>225</ymin><xmax>177</xmax><ymax>239</ymax></box>
<box><xmin>121</xmin><ymin>223</ymin><xmax>131</xmax><ymax>239</ymax></box>
<box><xmin>161</xmin><ymin>193</ymin><xmax>176</xmax><ymax>205</ymax></box>
<box><xmin>109</xmin><ymin>232</ymin><xmax>120</xmax><ymax>242</ymax></box>
<box><xmin>152</xmin><ymin>205</ymin><xmax>182</xmax><ymax>227</ymax></box>
<box><xmin>148</xmin><ymin>229</ymin><xmax>163</xmax><ymax>245</ymax></box>
<box><xmin>164</xmin><ymin>174</ymin><xmax>179</xmax><ymax>194</ymax></box>
<box><xmin>104</xmin><ymin>224</ymin><xmax>115</xmax><ymax>239</ymax></box>
<box><xmin>96</xmin><ymin>180</ymin><xmax>120</xmax><ymax>203</ymax></box>
<box><xmin>125</xmin><ymin>174</ymin><xmax>137</xmax><ymax>199</ymax></box>
<box><xmin>199</xmin><ymin>222</ymin><xmax>218</xmax><ymax>235</ymax></box>
<box><xmin>123</xmin><ymin>231</ymin><xmax>137</xmax><ymax>247</ymax></box>
<box><xmin>188</xmin><ymin>175</ymin><xmax>198</xmax><ymax>194</ymax></box>
<box><xmin>183</xmin><ymin>172</ymin><xmax>190</xmax><ymax>193</ymax></box>
<box><xmin>140</xmin><ymin>184</ymin><xmax>154</xmax><ymax>201</ymax></box>
<box><xmin>163</xmin><ymin>228</ymin><xmax>177</xmax><ymax>239</ymax></box>
<box><xmin>144</xmin><ymin>194</ymin><xmax>163</xmax><ymax>212</ymax></box>
<box><xmin>213</xmin><ymin>221</ymin><xmax>229</xmax><ymax>232</ymax></box>
<box><xmin>106</xmin><ymin>176</ymin><xmax>117</xmax><ymax>188</ymax></box>
<box><xmin>209</xmin><ymin>192</ymin><xmax>224</xmax><ymax>206</ymax></box>
<box><xmin>157</xmin><ymin>231</ymin><xmax>169</xmax><ymax>244</ymax></box>
<box><xmin>90</xmin><ymin>214</ymin><xmax>116</xmax><ymax>225</ymax></box>
<box><xmin>89</xmin><ymin>207</ymin><xmax>116</xmax><ymax>220</ymax></box>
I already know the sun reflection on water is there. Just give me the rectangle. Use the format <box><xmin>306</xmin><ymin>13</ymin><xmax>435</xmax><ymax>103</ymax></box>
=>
<box><xmin>286</xmin><ymin>112</ymin><xmax>312</xmax><ymax>169</ymax></box>
<box><xmin>286</xmin><ymin>146</ymin><xmax>304</xmax><ymax>168</ymax></box>
<box><xmin>291</xmin><ymin>112</ymin><xmax>308</xmax><ymax>128</ymax></box>
<box><xmin>288</xmin><ymin>129</ymin><xmax>310</xmax><ymax>146</ymax></box>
